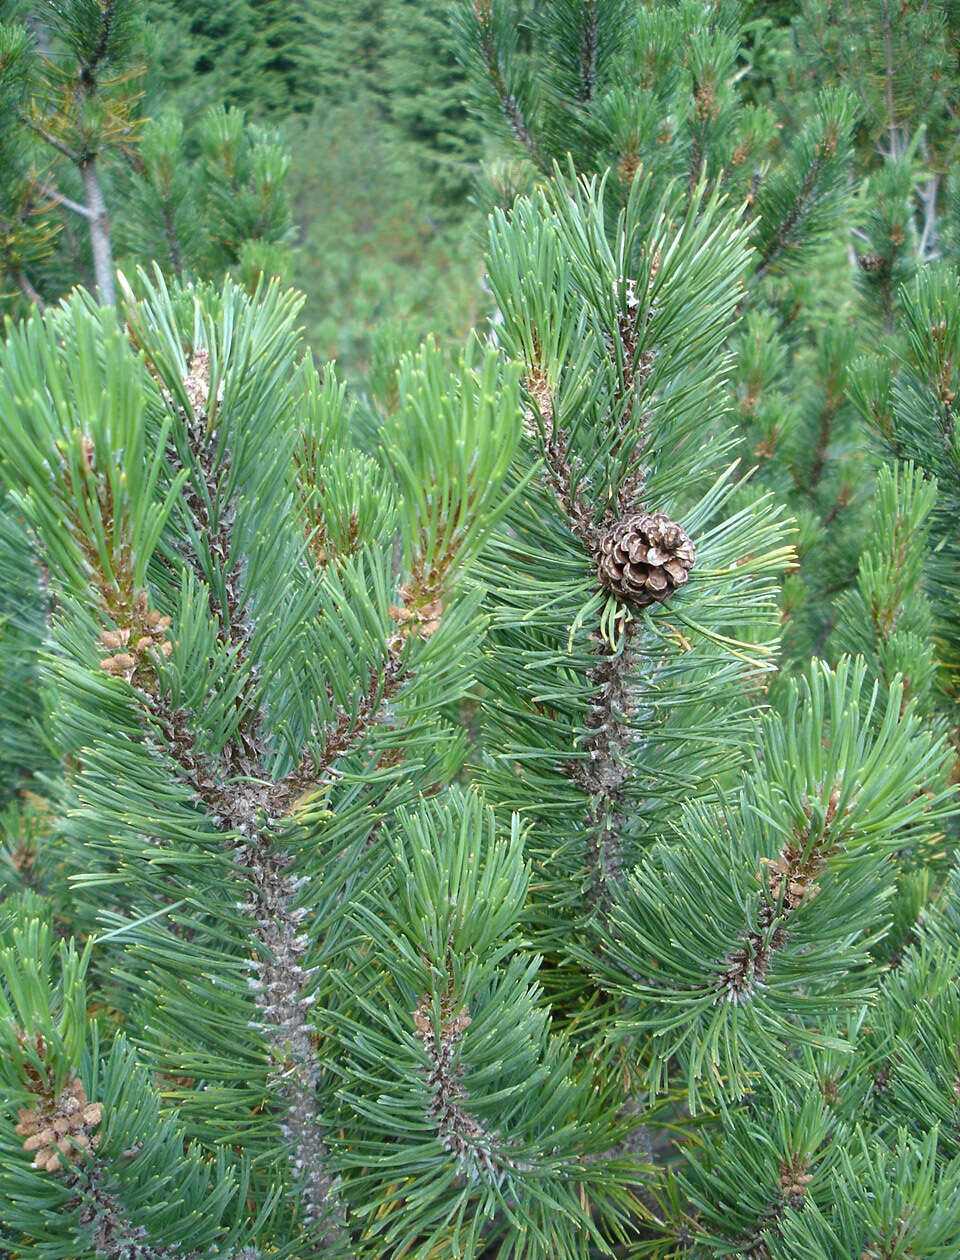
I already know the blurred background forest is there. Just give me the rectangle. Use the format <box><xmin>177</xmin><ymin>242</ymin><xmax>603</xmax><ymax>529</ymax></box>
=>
<box><xmin>1</xmin><ymin>0</ymin><xmax>804</xmax><ymax>388</ymax></box>
<box><xmin>1</xmin><ymin>0</ymin><xmax>488</xmax><ymax>385</ymax></box>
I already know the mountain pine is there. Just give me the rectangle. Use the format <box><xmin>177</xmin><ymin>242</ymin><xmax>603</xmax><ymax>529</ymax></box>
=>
<box><xmin>3</xmin><ymin>2</ymin><xmax>960</xmax><ymax>1257</ymax></box>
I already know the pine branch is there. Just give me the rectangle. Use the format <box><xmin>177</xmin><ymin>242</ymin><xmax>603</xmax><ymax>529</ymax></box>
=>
<box><xmin>240</xmin><ymin>843</ymin><xmax>343</xmax><ymax>1238</ymax></box>
<box><xmin>917</xmin><ymin>173</ymin><xmax>939</xmax><ymax>262</ymax></box>
<box><xmin>473</xmin><ymin>4</ymin><xmax>545</xmax><ymax>171</ymax></box>
<box><xmin>280</xmin><ymin>651</ymin><xmax>404</xmax><ymax>799</ymax></box>
<box><xmin>169</xmin><ymin>363</ymin><xmax>265</xmax><ymax>751</ymax></box>
<box><xmin>524</xmin><ymin>283</ymin><xmax>661</xmax><ymax>911</ymax></box>
<box><xmin>716</xmin><ymin>782</ymin><xmax>845</xmax><ymax>1005</ymax></box>
<box><xmin>14</xmin><ymin>1071</ymin><xmax>199</xmax><ymax>1258</ymax></box>
<box><xmin>412</xmin><ymin>987</ymin><xmax>530</xmax><ymax>1177</ymax></box>
<box><xmin>14</xmin><ymin>268</ymin><xmax>45</xmax><ymax>308</ymax></box>
<box><xmin>83</xmin><ymin>0</ymin><xmax>118</xmax><ymax>85</ymax></box>
<box><xmin>567</xmin><ymin>625</ymin><xmax>638</xmax><ymax>907</ymax></box>
<box><xmin>68</xmin><ymin>1158</ymin><xmax>192</xmax><ymax>1260</ymax></box>
<box><xmin>22</xmin><ymin>118</ymin><xmax>81</xmax><ymax>164</ymax></box>
<box><xmin>542</xmin><ymin>425</ymin><xmax>600</xmax><ymax>549</ymax></box>
<box><xmin>159</xmin><ymin>202</ymin><xmax>184</xmax><ymax>280</ymax></box>
<box><xmin>806</xmin><ymin>392</ymin><xmax>840</xmax><ymax>492</ymax></box>
<box><xmin>601</xmin><ymin>660</ymin><xmax>954</xmax><ymax>1107</ymax></box>
<box><xmin>59</xmin><ymin>212</ymin><xmax>96</xmax><ymax>289</ymax></box>
<box><xmin>149</xmin><ymin>692</ymin><xmax>348</xmax><ymax>1243</ymax></box>
<box><xmin>577</xmin><ymin>0</ymin><xmax>598</xmax><ymax>104</ymax></box>
<box><xmin>754</xmin><ymin>152</ymin><xmax>826</xmax><ymax>282</ymax></box>
<box><xmin>132</xmin><ymin>351</ymin><xmax>350</xmax><ymax>1243</ymax></box>
<box><xmin>880</xmin><ymin>0</ymin><xmax>901</xmax><ymax>161</ymax></box>
<box><xmin>36</xmin><ymin>181</ymin><xmax>95</xmax><ymax>220</ymax></box>
<box><xmin>333</xmin><ymin>790</ymin><xmax>630</xmax><ymax>1254</ymax></box>
<box><xmin>609</xmin><ymin>276</ymin><xmax>657</xmax><ymax>512</ymax></box>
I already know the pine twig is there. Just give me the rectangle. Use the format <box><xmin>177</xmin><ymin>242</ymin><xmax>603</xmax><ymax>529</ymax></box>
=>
<box><xmin>568</xmin><ymin>624</ymin><xmax>638</xmax><ymax>907</ymax></box>
<box><xmin>14</xmin><ymin>269</ymin><xmax>46</xmax><ymax>309</ymax></box>
<box><xmin>474</xmin><ymin>4</ymin><xmax>546</xmax><ymax>172</ymax></box>
<box><xmin>36</xmin><ymin>182</ymin><xmax>95</xmax><ymax>221</ymax></box>
<box><xmin>577</xmin><ymin>0</ymin><xmax>598</xmax><ymax>103</ymax></box>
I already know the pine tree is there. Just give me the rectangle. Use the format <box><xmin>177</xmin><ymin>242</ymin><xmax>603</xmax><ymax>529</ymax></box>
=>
<box><xmin>149</xmin><ymin>0</ymin><xmax>324</xmax><ymax>118</ymax></box>
<box><xmin>0</xmin><ymin>265</ymin><xmax>649</xmax><ymax>1255</ymax></box>
<box><xmin>0</xmin><ymin>20</ymin><xmax>57</xmax><ymax>307</ymax></box>
<box><xmin>848</xmin><ymin>261</ymin><xmax>960</xmax><ymax>732</ymax></box>
<box><xmin>288</xmin><ymin>94</ymin><xmax>481</xmax><ymax>382</ymax></box>
<box><xmin>0</xmin><ymin>2</ymin><xmax>294</xmax><ymax>315</ymax></box>
<box><xmin>311</xmin><ymin>0</ymin><xmax>386</xmax><ymax>107</ymax></box>
<box><xmin>379</xmin><ymin>0</ymin><xmax>481</xmax><ymax>207</ymax></box>
<box><xmin>467</xmin><ymin>155</ymin><xmax>958</xmax><ymax>1253</ymax></box>
<box><xmin>115</xmin><ymin>105</ymin><xmax>292</xmax><ymax>288</ymax></box>
<box><xmin>1</xmin><ymin>0</ymin><xmax>145</xmax><ymax>305</ymax></box>
<box><xmin>4</xmin><ymin>3</ymin><xmax>960</xmax><ymax>1257</ymax></box>
<box><xmin>5</xmin><ymin>151</ymin><xmax>955</xmax><ymax>1257</ymax></box>
<box><xmin>453</xmin><ymin>0</ymin><xmax>870</xmax><ymax>670</ymax></box>
<box><xmin>452</xmin><ymin>0</ymin><xmax>960</xmax><ymax>678</ymax></box>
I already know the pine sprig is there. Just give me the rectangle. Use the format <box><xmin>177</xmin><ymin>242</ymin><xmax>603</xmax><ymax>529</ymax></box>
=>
<box><xmin>597</xmin><ymin>658</ymin><xmax>955</xmax><ymax>1109</ymax></box>
<box><xmin>0</xmin><ymin>267</ymin><xmax>529</xmax><ymax>1253</ymax></box>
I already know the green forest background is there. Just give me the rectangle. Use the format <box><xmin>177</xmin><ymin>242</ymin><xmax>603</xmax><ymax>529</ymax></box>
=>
<box><xmin>133</xmin><ymin>0</ymin><xmax>487</xmax><ymax>384</ymax></box>
<box><xmin>0</xmin><ymin>0</ymin><xmax>823</xmax><ymax>387</ymax></box>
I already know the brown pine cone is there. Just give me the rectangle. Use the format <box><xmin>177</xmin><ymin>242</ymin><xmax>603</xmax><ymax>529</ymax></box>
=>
<box><xmin>596</xmin><ymin>511</ymin><xmax>696</xmax><ymax>607</ymax></box>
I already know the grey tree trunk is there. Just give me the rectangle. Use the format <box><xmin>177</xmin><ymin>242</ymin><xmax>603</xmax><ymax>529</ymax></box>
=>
<box><xmin>80</xmin><ymin>157</ymin><xmax>115</xmax><ymax>306</ymax></box>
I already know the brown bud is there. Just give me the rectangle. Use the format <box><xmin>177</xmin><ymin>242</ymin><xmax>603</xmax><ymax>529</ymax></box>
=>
<box><xmin>452</xmin><ymin>1007</ymin><xmax>472</xmax><ymax>1033</ymax></box>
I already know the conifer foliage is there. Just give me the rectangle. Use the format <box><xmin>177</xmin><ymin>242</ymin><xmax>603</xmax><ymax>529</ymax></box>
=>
<box><xmin>4</xmin><ymin>2</ymin><xmax>960</xmax><ymax>1258</ymax></box>
<box><xmin>0</xmin><ymin>1</ymin><xmax>293</xmax><ymax>316</ymax></box>
<box><xmin>454</xmin><ymin>0</ymin><xmax>866</xmax><ymax>670</ymax></box>
<box><xmin>0</xmin><ymin>264</ymin><xmax>641</xmax><ymax>1256</ymax></box>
